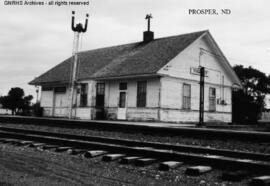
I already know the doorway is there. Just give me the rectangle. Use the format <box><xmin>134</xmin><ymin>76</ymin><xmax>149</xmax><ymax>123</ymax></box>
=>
<box><xmin>95</xmin><ymin>83</ymin><xmax>105</xmax><ymax>119</ymax></box>
<box><xmin>117</xmin><ymin>83</ymin><xmax>127</xmax><ymax>120</ymax></box>
<box><xmin>53</xmin><ymin>87</ymin><xmax>67</xmax><ymax>117</ymax></box>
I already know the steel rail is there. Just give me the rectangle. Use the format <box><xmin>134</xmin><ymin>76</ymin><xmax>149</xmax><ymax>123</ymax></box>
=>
<box><xmin>0</xmin><ymin>128</ymin><xmax>270</xmax><ymax>173</ymax></box>
<box><xmin>0</xmin><ymin>116</ymin><xmax>270</xmax><ymax>142</ymax></box>
<box><xmin>0</xmin><ymin>126</ymin><xmax>269</xmax><ymax>162</ymax></box>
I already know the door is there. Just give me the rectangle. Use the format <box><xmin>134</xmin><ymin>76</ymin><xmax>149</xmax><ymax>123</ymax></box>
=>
<box><xmin>118</xmin><ymin>92</ymin><xmax>127</xmax><ymax>120</ymax></box>
<box><xmin>53</xmin><ymin>87</ymin><xmax>67</xmax><ymax>117</ymax></box>
<box><xmin>95</xmin><ymin>83</ymin><xmax>105</xmax><ymax>119</ymax></box>
<box><xmin>54</xmin><ymin>93</ymin><xmax>67</xmax><ymax>117</ymax></box>
<box><xmin>117</xmin><ymin>83</ymin><xmax>127</xmax><ymax>120</ymax></box>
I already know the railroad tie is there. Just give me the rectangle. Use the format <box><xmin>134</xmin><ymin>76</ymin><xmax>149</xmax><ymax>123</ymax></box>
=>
<box><xmin>185</xmin><ymin>166</ymin><xmax>212</xmax><ymax>176</ymax></box>
<box><xmin>55</xmin><ymin>146</ymin><xmax>73</xmax><ymax>152</ymax></box>
<box><xmin>2</xmin><ymin>126</ymin><xmax>270</xmax><ymax>175</ymax></box>
<box><xmin>250</xmin><ymin>175</ymin><xmax>270</xmax><ymax>186</ymax></box>
<box><xmin>102</xmin><ymin>154</ymin><xmax>125</xmax><ymax>162</ymax></box>
<box><xmin>41</xmin><ymin>145</ymin><xmax>58</xmax><ymax>150</ymax></box>
<box><xmin>119</xmin><ymin>156</ymin><xmax>141</xmax><ymax>164</ymax></box>
<box><xmin>135</xmin><ymin>158</ymin><xmax>156</xmax><ymax>167</ymax></box>
<box><xmin>16</xmin><ymin>141</ymin><xmax>33</xmax><ymax>146</ymax></box>
<box><xmin>159</xmin><ymin>161</ymin><xmax>183</xmax><ymax>171</ymax></box>
<box><xmin>28</xmin><ymin>143</ymin><xmax>45</xmax><ymax>148</ymax></box>
<box><xmin>84</xmin><ymin>150</ymin><xmax>107</xmax><ymax>158</ymax></box>
<box><xmin>68</xmin><ymin>149</ymin><xmax>85</xmax><ymax>155</ymax></box>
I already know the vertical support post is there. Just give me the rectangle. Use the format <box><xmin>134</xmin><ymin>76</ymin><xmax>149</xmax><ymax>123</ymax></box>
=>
<box><xmin>147</xmin><ymin>18</ymin><xmax>150</xmax><ymax>31</ymax></box>
<box><xmin>52</xmin><ymin>88</ymin><xmax>56</xmax><ymax>117</ymax></box>
<box><xmin>68</xmin><ymin>32</ymin><xmax>80</xmax><ymax>119</ymax></box>
<box><xmin>68</xmin><ymin>11</ymin><xmax>89</xmax><ymax>119</ymax></box>
<box><xmin>199</xmin><ymin>66</ymin><xmax>205</xmax><ymax>126</ymax></box>
<box><xmin>35</xmin><ymin>86</ymin><xmax>39</xmax><ymax>104</ymax></box>
<box><xmin>158</xmin><ymin>77</ymin><xmax>162</xmax><ymax>121</ymax></box>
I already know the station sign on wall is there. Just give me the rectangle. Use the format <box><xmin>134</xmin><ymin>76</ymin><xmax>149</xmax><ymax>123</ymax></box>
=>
<box><xmin>190</xmin><ymin>67</ymin><xmax>209</xmax><ymax>77</ymax></box>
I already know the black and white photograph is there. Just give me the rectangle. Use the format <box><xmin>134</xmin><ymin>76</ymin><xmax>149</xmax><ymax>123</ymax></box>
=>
<box><xmin>0</xmin><ymin>0</ymin><xmax>270</xmax><ymax>185</ymax></box>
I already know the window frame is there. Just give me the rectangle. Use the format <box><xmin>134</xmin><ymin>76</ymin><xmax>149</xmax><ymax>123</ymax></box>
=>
<box><xmin>96</xmin><ymin>83</ymin><xmax>105</xmax><ymax>108</ymax></box>
<box><xmin>119</xmin><ymin>82</ymin><xmax>127</xmax><ymax>91</ymax></box>
<box><xmin>209</xmin><ymin>87</ymin><xmax>216</xmax><ymax>112</ymax></box>
<box><xmin>118</xmin><ymin>82</ymin><xmax>127</xmax><ymax>108</ymax></box>
<box><xmin>182</xmin><ymin>83</ymin><xmax>191</xmax><ymax>110</ymax></box>
<box><xmin>42</xmin><ymin>87</ymin><xmax>53</xmax><ymax>91</ymax></box>
<box><xmin>80</xmin><ymin>83</ymin><xmax>88</xmax><ymax>107</ymax></box>
<box><xmin>54</xmin><ymin>87</ymin><xmax>66</xmax><ymax>93</ymax></box>
<box><xmin>136</xmin><ymin>81</ymin><xmax>147</xmax><ymax>108</ymax></box>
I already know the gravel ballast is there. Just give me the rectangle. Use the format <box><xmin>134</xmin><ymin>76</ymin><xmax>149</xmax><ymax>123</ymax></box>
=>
<box><xmin>0</xmin><ymin>123</ymin><xmax>270</xmax><ymax>154</ymax></box>
<box><xmin>0</xmin><ymin>142</ymin><xmax>252</xmax><ymax>186</ymax></box>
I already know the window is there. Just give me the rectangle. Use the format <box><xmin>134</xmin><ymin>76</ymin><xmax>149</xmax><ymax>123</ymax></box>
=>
<box><xmin>119</xmin><ymin>83</ymin><xmax>127</xmax><ymax>108</ymax></box>
<box><xmin>183</xmin><ymin>84</ymin><xmax>191</xmax><ymax>110</ymax></box>
<box><xmin>80</xmin><ymin>83</ymin><xmax>88</xmax><ymax>107</ymax></box>
<box><xmin>119</xmin><ymin>92</ymin><xmax>126</xmax><ymax>108</ymax></box>
<box><xmin>119</xmin><ymin>82</ymin><xmax>127</xmax><ymax>90</ymax></box>
<box><xmin>209</xmin><ymin>87</ymin><xmax>216</xmax><ymax>112</ymax></box>
<box><xmin>137</xmin><ymin>81</ymin><xmax>147</xmax><ymax>107</ymax></box>
<box><xmin>54</xmin><ymin>87</ymin><xmax>66</xmax><ymax>93</ymax></box>
<box><xmin>96</xmin><ymin>83</ymin><xmax>105</xmax><ymax>107</ymax></box>
<box><xmin>42</xmin><ymin>87</ymin><xmax>53</xmax><ymax>91</ymax></box>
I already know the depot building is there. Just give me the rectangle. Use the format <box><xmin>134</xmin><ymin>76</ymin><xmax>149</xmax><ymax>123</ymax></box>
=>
<box><xmin>29</xmin><ymin>29</ymin><xmax>241</xmax><ymax>123</ymax></box>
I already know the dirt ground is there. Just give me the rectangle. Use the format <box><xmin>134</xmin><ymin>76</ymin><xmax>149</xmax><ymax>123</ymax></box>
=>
<box><xmin>0</xmin><ymin>143</ymin><xmax>252</xmax><ymax>186</ymax></box>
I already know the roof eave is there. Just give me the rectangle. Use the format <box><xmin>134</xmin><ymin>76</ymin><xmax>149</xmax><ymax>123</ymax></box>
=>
<box><xmin>203</xmin><ymin>32</ymin><xmax>242</xmax><ymax>88</ymax></box>
<box><xmin>29</xmin><ymin>80</ymin><xmax>69</xmax><ymax>86</ymax></box>
<box><xmin>91</xmin><ymin>73</ymin><xmax>161</xmax><ymax>81</ymax></box>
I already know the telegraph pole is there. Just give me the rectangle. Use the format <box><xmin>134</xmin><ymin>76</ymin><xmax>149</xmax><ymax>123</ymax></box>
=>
<box><xmin>198</xmin><ymin>66</ymin><xmax>205</xmax><ymax>126</ymax></box>
<box><xmin>69</xmin><ymin>11</ymin><xmax>89</xmax><ymax>119</ymax></box>
<box><xmin>197</xmin><ymin>48</ymin><xmax>205</xmax><ymax>126</ymax></box>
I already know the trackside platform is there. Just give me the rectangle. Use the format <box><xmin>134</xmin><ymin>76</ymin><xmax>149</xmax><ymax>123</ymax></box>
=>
<box><xmin>0</xmin><ymin>115</ymin><xmax>269</xmax><ymax>142</ymax></box>
<box><xmin>0</xmin><ymin>115</ymin><xmax>196</xmax><ymax>128</ymax></box>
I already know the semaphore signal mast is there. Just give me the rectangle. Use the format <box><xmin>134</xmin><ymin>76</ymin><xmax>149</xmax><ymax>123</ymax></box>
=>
<box><xmin>68</xmin><ymin>11</ymin><xmax>89</xmax><ymax>119</ymax></box>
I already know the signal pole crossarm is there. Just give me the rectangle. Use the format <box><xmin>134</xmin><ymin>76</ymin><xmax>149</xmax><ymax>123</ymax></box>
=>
<box><xmin>68</xmin><ymin>11</ymin><xmax>89</xmax><ymax>119</ymax></box>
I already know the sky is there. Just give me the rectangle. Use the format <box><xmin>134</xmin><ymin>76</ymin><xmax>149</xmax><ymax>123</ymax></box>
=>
<box><xmin>0</xmin><ymin>0</ymin><xmax>270</xmax><ymax>100</ymax></box>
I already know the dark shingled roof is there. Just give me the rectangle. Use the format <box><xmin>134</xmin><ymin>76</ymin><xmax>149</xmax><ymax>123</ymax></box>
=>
<box><xmin>29</xmin><ymin>30</ymin><xmax>206</xmax><ymax>85</ymax></box>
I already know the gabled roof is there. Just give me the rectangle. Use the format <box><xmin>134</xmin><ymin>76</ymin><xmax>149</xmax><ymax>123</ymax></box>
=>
<box><xmin>29</xmin><ymin>30</ymin><xmax>207</xmax><ymax>85</ymax></box>
<box><xmin>201</xmin><ymin>32</ymin><xmax>242</xmax><ymax>87</ymax></box>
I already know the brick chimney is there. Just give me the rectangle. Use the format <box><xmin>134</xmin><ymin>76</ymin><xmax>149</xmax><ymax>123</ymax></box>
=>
<box><xmin>143</xmin><ymin>31</ymin><xmax>154</xmax><ymax>43</ymax></box>
<box><xmin>143</xmin><ymin>14</ymin><xmax>154</xmax><ymax>42</ymax></box>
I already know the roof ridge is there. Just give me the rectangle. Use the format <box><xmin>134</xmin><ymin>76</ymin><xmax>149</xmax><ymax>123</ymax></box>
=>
<box><xmin>79</xmin><ymin>30</ymin><xmax>208</xmax><ymax>54</ymax></box>
<box><xmin>29</xmin><ymin>29</ymin><xmax>208</xmax><ymax>85</ymax></box>
<box><xmin>153</xmin><ymin>29</ymin><xmax>208</xmax><ymax>41</ymax></box>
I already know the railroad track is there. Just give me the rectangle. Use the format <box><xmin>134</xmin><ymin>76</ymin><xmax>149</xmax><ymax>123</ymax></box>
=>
<box><xmin>0</xmin><ymin>126</ymin><xmax>270</xmax><ymax>177</ymax></box>
<box><xmin>1</xmin><ymin>116</ymin><xmax>270</xmax><ymax>142</ymax></box>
